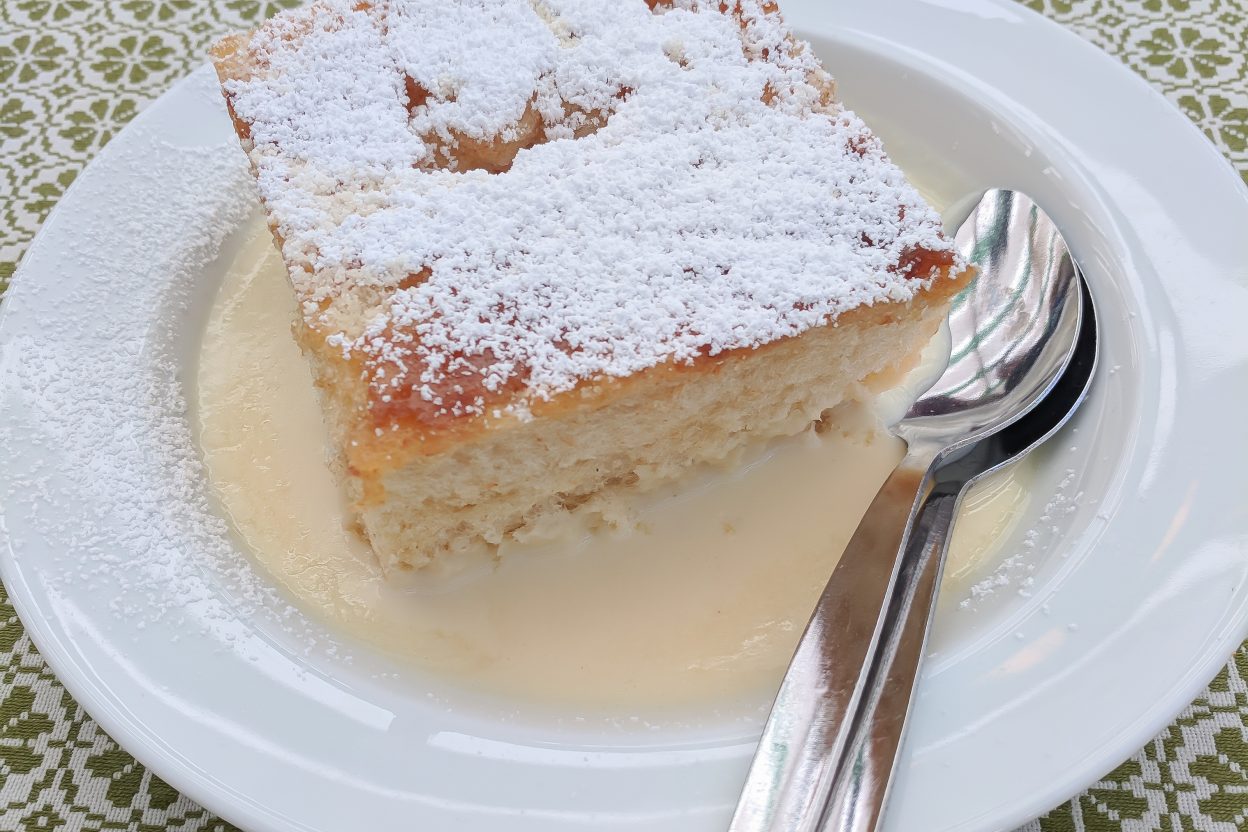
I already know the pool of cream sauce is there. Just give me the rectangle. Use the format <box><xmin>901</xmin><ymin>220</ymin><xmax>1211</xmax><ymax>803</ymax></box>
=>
<box><xmin>195</xmin><ymin>221</ymin><xmax>1029</xmax><ymax>710</ymax></box>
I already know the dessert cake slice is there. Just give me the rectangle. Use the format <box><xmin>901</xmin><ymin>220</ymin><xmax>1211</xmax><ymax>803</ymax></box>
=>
<box><xmin>211</xmin><ymin>0</ymin><xmax>972</xmax><ymax>573</ymax></box>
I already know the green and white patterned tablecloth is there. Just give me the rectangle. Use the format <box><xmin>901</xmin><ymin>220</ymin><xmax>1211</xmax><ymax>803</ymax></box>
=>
<box><xmin>0</xmin><ymin>1</ymin><xmax>1245</xmax><ymax>830</ymax></box>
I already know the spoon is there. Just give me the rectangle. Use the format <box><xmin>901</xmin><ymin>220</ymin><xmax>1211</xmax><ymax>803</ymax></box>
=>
<box><xmin>729</xmin><ymin>189</ymin><xmax>1099</xmax><ymax>832</ymax></box>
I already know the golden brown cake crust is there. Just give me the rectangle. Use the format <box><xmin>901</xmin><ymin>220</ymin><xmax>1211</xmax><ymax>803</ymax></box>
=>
<box><xmin>349</xmin><ymin>265</ymin><xmax>971</xmax><ymax>476</ymax></box>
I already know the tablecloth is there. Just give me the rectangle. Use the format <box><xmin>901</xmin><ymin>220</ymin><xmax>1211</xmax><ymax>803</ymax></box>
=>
<box><xmin>1</xmin><ymin>1</ymin><xmax>1245</xmax><ymax>830</ymax></box>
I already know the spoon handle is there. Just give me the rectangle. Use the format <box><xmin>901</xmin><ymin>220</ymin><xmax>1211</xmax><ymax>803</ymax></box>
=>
<box><xmin>816</xmin><ymin>480</ymin><xmax>962</xmax><ymax>832</ymax></box>
<box><xmin>728</xmin><ymin>446</ymin><xmax>941</xmax><ymax>832</ymax></box>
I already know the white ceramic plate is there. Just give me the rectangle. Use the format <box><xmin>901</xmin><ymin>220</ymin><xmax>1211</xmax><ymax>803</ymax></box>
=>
<box><xmin>3</xmin><ymin>1</ymin><xmax>1248</xmax><ymax>830</ymax></box>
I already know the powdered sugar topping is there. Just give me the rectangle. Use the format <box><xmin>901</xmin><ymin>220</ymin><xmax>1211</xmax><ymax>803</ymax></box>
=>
<box><xmin>221</xmin><ymin>0</ymin><xmax>960</xmax><ymax>420</ymax></box>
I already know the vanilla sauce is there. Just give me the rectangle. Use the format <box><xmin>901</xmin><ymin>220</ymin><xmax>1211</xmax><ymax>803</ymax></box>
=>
<box><xmin>195</xmin><ymin>220</ymin><xmax>1028</xmax><ymax>708</ymax></box>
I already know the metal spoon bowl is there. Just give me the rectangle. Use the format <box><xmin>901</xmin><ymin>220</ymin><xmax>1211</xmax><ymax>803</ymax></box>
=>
<box><xmin>730</xmin><ymin>190</ymin><xmax>1099</xmax><ymax>832</ymax></box>
<box><xmin>908</xmin><ymin>189</ymin><xmax>1085</xmax><ymax>447</ymax></box>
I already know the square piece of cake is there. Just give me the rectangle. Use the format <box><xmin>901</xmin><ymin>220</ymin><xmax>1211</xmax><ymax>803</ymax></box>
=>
<box><xmin>212</xmin><ymin>0</ymin><xmax>971</xmax><ymax>572</ymax></box>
